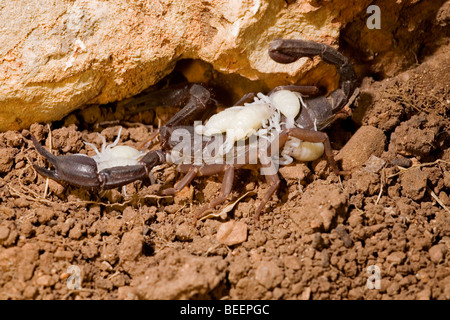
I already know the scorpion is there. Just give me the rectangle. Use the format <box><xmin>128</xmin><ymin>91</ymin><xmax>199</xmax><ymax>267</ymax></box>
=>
<box><xmin>32</xmin><ymin>39</ymin><xmax>357</xmax><ymax>221</ymax></box>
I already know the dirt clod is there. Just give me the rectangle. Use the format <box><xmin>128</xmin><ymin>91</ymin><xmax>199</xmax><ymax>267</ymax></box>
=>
<box><xmin>255</xmin><ymin>261</ymin><xmax>284</xmax><ymax>290</ymax></box>
<box><xmin>428</xmin><ymin>244</ymin><xmax>447</xmax><ymax>264</ymax></box>
<box><xmin>336</xmin><ymin>126</ymin><xmax>386</xmax><ymax>171</ymax></box>
<box><xmin>216</xmin><ymin>220</ymin><xmax>248</xmax><ymax>246</ymax></box>
<box><xmin>119</xmin><ymin>229</ymin><xmax>144</xmax><ymax>262</ymax></box>
<box><xmin>400</xmin><ymin>168</ymin><xmax>428</xmax><ymax>201</ymax></box>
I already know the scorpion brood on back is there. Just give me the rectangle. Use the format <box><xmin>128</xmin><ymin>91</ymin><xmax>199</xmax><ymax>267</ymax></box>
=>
<box><xmin>32</xmin><ymin>38</ymin><xmax>358</xmax><ymax>221</ymax></box>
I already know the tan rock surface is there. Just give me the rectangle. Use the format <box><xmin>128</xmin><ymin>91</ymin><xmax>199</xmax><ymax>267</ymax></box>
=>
<box><xmin>4</xmin><ymin>0</ymin><xmax>445</xmax><ymax>131</ymax></box>
<box><xmin>0</xmin><ymin>0</ymin><xmax>374</xmax><ymax>131</ymax></box>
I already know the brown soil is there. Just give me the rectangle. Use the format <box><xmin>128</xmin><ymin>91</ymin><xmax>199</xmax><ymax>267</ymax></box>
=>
<box><xmin>0</xmin><ymin>42</ymin><xmax>449</xmax><ymax>300</ymax></box>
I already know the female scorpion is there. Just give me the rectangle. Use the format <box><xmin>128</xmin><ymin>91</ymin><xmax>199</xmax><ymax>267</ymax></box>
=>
<box><xmin>32</xmin><ymin>39</ymin><xmax>357</xmax><ymax>220</ymax></box>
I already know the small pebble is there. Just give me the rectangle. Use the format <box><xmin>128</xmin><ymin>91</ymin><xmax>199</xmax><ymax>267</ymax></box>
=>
<box><xmin>363</xmin><ymin>155</ymin><xmax>386</xmax><ymax>173</ymax></box>
<box><xmin>0</xmin><ymin>225</ymin><xmax>10</xmax><ymax>240</ymax></box>
<box><xmin>386</xmin><ymin>251</ymin><xmax>406</xmax><ymax>265</ymax></box>
<box><xmin>278</xmin><ymin>163</ymin><xmax>310</xmax><ymax>181</ymax></box>
<box><xmin>391</xmin><ymin>156</ymin><xmax>412</xmax><ymax>168</ymax></box>
<box><xmin>175</xmin><ymin>223</ymin><xmax>195</xmax><ymax>242</ymax></box>
<box><xmin>400</xmin><ymin>167</ymin><xmax>427</xmax><ymax>201</ymax></box>
<box><xmin>216</xmin><ymin>220</ymin><xmax>247</xmax><ymax>246</ymax></box>
<box><xmin>336</xmin><ymin>225</ymin><xmax>353</xmax><ymax>248</ymax></box>
<box><xmin>300</xmin><ymin>287</ymin><xmax>311</xmax><ymax>300</ymax></box>
<box><xmin>311</xmin><ymin>233</ymin><xmax>327</xmax><ymax>251</ymax></box>
<box><xmin>283</xmin><ymin>256</ymin><xmax>301</xmax><ymax>270</ymax></box>
<box><xmin>255</xmin><ymin>261</ymin><xmax>283</xmax><ymax>289</ymax></box>
<box><xmin>444</xmin><ymin>171</ymin><xmax>450</xmax><ymax>188</ymax></box>
<box><xmin>416</xmin><ymin>287</ymin><xmax>431</xmax><ymax>300</ymax></box>
<box><xmin>429</xmin><ymin>244</ymin><xmax>447</xmax><ymax>264</ymax></box>
<box><xmin>119</xmin><ymin>229</ymin><xmax>144</xmax><ymax>261</ymax></box>
<box><xmin>0</xmin><ymin>147</ymin><xmax>18</xmax><ymax>174</ymax></box>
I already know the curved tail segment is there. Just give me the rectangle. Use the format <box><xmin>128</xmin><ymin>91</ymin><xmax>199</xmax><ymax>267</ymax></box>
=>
<box><xmin>268</xmin><ymin>39</ymin><xmax>357</xmax><ymax>113</ymax></box>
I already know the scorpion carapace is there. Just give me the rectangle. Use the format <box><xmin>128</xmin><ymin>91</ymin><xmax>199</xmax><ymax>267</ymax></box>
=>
<box><xmin>32</xmin><ymin>38</ymin><xmax>358</xmax><ymax>222</ymax></box>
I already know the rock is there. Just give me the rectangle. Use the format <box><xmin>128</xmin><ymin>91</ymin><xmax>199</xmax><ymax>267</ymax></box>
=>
<box><xmin>416</xmin><ymin>287</ymin><xmax>432</xmax><ymax>300</ymax></box>
<box><xmin>389</xmin><ymin>113</ymin><xmax>443</xmax><ymax>160</ymax></box>
<box><xmin>300</xmin><ymin>287</ymin><xmax>311</xmax><ymax>300</ymax></box>
<box><xmin>363</xmin><ymin>155</ymin><xmax>386</xmax><ymax>173</ymax></box>
<box><xmin>386</xmin><ymin>281</ymin><xmax>400</xmax><ymax>296</ymax></box>
<box><xmin>443</xmin><ymin>171</ymin><xmax>450</xmax><ymax>188</ymax></box>
<box><xmin>47</xmin><ymin>179</ymin><xmax>66</xmax><ymax>196</ymax></box>
<box><xmin>119</xmin><ymin>229</ymin><xmax>143</xmax><ymax>261</ymax></box>
<box><xmin>400</xmin><ymin>167</ymin><xmax>428</xmax><ymax>201</ymax></box>
<box><xmin>0</xmin><ymin>148</ymin><xmax>18</xmax><ymax>174</ymax></box>
<box><xmin>335</xmin><ymin>225</ymin><xmax>353</xmax><ymax>248</ymax></box>
<box><xmin>283</xmin><ymin>256</ymin><xmax>301</xmax><ymax>270</ymax></box>
<box><xmin>117</xmin><ymin>286</ymin><xmax>138</xmax><ymax>300</ymax></box>
<box><xmin>3</xmin><ymin>131</ymin><xmax>23</xmax><ymax>147</ymax></box>
<box><xmin>348</xmin><ymin>210</ymin><xmax>363</xmax><ymax>228</ymax></box>
<box><xmin>36</xmin><ymin>207</ymin><xmax>55</xmax><ymax>224</ymax></box>
<box><xmin>335</xmin><ymin>126</ymin><xmax>386</xmax><ymax>172</ymax></box>
<box><xmin>175</xmin><ymin>223</ymin><xmax>196</xmax><ymax>242</ymax></box>
<box><xmin>428</xmin><ymin>244</ymin><xmax>447</xmax><ymax>264</ymax></box>
<box><xmin>36</xmin><ymin>274</ymin><xmax>57</xmax><ymax>287</ymax></box>
<box><xmin>0</xmin><ymin>222</ymin><xmax>18</xmax><ymax>247</ymax></box>
<box><xmin>311</xmin><ymin>233</ymin><xmax>327</xmax><ymax>251</ymax></box>
<box><xmin>68</xmin><ymin>222</ymin><xmax>85</xmax><ymax>240</ymax></box>
<box><xmin>134</xmin><ymin>253</ymin><xmax>227</xmax><ymax>299</ymax></box>
<box><xmin>216</xmin><ymin>220</ymin><xmax>248</xmax><ymax>246</ymax></box>
<box><xmin>0</xmin><ymin>226</ymin><xmax>10</xmax><ymax>241</ymax></box>
<box><xmin>1</xmin><ymin>0</ymin><xmax>431</xmax><ymax>132</ymax></box>
<box><xmin>101</xmin><ymin>243</ymin><xmax>119</xmax><ymax>265</ymax></box>
<box><xmin>386</xmin><ymin>251</ymin><xmax>406</xmax><ymax>265</ymax></box>
<box><xmin>255</xmin><ymin>261</ymin><xmax>283</xmax><ymax>289</ymax></box>
<box><xmin>278</xmin><ymin>163</ymin><xmax>310</xmax><ymax>182</ymax></box>
<box><xmin>0</xmin><ymin>0</ymin><xmax>344</xmax><ymax>131</ymax></box>
<box><xmin>345</xmin><ymin>169</ymin><xmax>381</xmax><ymax>196</ymax></box>
<box><xmin>290</xmin><ymin>181</ymin><xmax>348</xmax><ymax>233</ymax></box>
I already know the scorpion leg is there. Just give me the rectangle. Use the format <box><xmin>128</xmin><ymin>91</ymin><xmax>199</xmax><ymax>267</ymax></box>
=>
<box><xmin>280</xmin><ymin>127</ymin><xmax>344</xmax><ymax>175</ymax></box>
<box><xmin>232</xmin><ymin>92</ymin><xmax>257</xmax><ymax>106</ymax></box>
<box><xmin>254</xmin><ymin>126</ymin><xmax>346</xmax><ymax>219</ymax></box>
<box><xmin>160</xmin><ymin>163</ymin><xmax>236</xmax><ymax>221</ymax></box>
<box><xmin>164</xmin><ymin>84</ymin><xmax>216</xmax><ymax>127</ymax></box>
<box><xmin>161</xmin><ymin>166</ymin><xmax>199</xmax><ymax>195</ymax></box>
<box><xmin>254</xmin><ymin>172</ymin><xmax>281</xmax><ymax>222</ymax></box>
<box><xmin>138</xmin><ymin>83</ymin><xmax>216</xmax><ymax>150</ymax></box>
<box><xmin>252</xmin><ymin>150</ymin><xmax>282</xmax><ymax>221</ymax></box>
<box><xmin>194</xmin><ymin>164</ymin><xmax>235</xmax><ymax>220</ymax></box>
<box><xmin>159</xmin><ymin>84</ymin><xmax>217</xmax><ymax>149</ymax></box>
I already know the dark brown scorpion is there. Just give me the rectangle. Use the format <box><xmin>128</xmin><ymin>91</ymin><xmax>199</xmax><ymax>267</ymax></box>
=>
<box><xmin>32</xmin><ymin>39</ymin><xmax>358</xmax><ymax>221</ymax></box>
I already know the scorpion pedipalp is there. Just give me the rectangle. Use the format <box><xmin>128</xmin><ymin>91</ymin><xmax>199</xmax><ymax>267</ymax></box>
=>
<box><xmin>32</xmin><ymin>39</ymin><xmax>357</xmax><ymax>223</ymax></box>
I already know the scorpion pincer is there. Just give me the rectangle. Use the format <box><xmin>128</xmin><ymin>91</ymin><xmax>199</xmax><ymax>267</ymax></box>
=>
<box><xmin>32</xmin><ymin>38</ymin><xmax>357</xmax><ymax>221</ymax></box>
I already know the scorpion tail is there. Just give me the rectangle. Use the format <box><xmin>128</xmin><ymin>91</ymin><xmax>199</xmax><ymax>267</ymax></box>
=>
<box><xmin>268</xmin><ymin>38</ymin><xmax>357</xmax><ymax>107</ymax></box>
